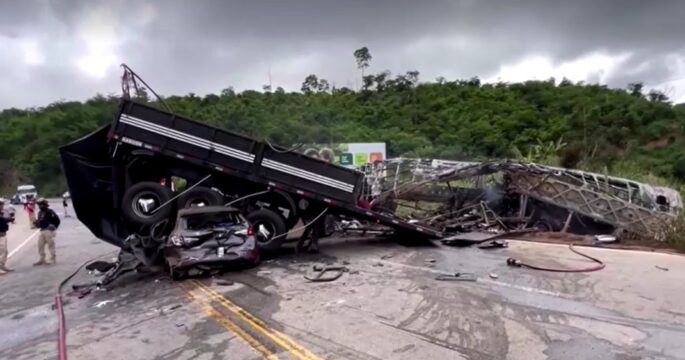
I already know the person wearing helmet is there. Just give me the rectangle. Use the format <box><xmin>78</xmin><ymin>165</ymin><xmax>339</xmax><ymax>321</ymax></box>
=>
<box><xmin>33</xmin><ymin>198</ymin><xmax>60</xmax><ymax>266</ymax></box>
<box><xmin>0</xmin><ymin>199</ymin><xmax>15</xmax><ymax>274</ymax></box>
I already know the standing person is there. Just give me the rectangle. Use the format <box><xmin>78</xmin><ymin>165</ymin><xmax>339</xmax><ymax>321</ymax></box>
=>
<box><xmin>25</xmin><ymin>195</ymin><xmax>36</xmax><ymax>229</ymax></box>
<box><xmin>62</xmin><ymin>192</ymin><xmax>70</xmax><ymax>218</ymax></box>
<box><xmin>0</xmin><ymin>199</ymin><xmax>15</xmax><ymax>274</ymax></box>
<box><xmin>33</xmin><ymin>198</ymin><xmax>60</xmax><ymax>266</ymax></box>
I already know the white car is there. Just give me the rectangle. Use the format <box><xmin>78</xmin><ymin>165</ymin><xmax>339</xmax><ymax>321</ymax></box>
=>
<box><xmin>16</xmin><ymin>185</ymin><xmax>38</xmax><ymax>204</ymax></box>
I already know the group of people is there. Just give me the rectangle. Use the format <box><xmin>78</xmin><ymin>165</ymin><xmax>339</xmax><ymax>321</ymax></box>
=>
<box><xmin>0</xmin><ymin>197</ymin><xmax>62</xmax><ymax>275</ymax></box>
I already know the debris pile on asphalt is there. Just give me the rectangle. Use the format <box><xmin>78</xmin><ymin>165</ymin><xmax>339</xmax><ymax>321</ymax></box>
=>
<box><xmin>360</xmin><ymin>158</ymin><xmax>681</xmax><ymax>242</ymax></box>
<box><xmin>59</xmin><ymin>66</ymin><xmax>680</xmax><ymax>289</ymax></box>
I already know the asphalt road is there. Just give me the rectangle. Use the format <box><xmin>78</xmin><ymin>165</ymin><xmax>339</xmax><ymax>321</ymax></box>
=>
<box><xmin>1</xmin><ymin>203</ymin><xmax>684</xmax><ymax>359</ymax></box>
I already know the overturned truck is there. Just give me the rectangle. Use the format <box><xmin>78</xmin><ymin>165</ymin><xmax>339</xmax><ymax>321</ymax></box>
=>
<box><xmin>60</xmin><ymin>70</ymin><xmax>445</xmax><ymax>282</ymax></box>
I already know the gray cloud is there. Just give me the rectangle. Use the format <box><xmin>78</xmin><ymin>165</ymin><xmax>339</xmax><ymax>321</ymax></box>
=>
<box><xmin>1</xmin><ymin>0</ymin><xmax>685</xmax><ymax>108</ymax></box>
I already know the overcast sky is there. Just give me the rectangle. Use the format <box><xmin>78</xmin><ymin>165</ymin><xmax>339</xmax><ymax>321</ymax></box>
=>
<box><xmin>2</xmin><ymin>0</ymin><xmax>685</xmax><ymax>109</ymax></box>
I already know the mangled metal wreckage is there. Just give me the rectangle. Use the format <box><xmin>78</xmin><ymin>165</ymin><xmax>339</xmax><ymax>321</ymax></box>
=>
<box><xmin>361</xmin><ymin>158</ymin><xmax>681</xmax><ymax>240</ymax></box>
<box><xmin>59</xmin><ymin>67</ymin><xmax>681</xmax><ymax>286</ymax></box>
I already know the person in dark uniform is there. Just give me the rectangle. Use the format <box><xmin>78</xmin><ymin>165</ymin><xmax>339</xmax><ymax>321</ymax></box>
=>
<box><xmin>33</xmin><ymin>198</ymin><xmax>61</xmax><ymax>266</ymax></box>
<box><xmin>0</xmin><ymin>199</ymin><xmax>15</xmax><ymax>274</ymax></box>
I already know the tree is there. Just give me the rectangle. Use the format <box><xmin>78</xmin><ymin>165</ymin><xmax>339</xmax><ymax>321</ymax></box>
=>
<box><xmin>3</xmin><ymin>69</ymin><xmax>685</xmax><ymax>197</ymax></box>
<box><xmin>353</xmin><ymin>47</ymin><xmax>372</xmax><ymax>82</ymax></box>
<box><xmin>361</xmin><ymin>75</ymin><xmax>375</xmax><ymax>91</ymax></box>
<box><xmin>648</xmin><ymin>90</ymin><xmax>669</xmax><ymax>103</ymax></box>
<box><xmin>317</xmin><ymin>79</ymin><xmax>330</xmax><ymax>93</ymax></box>
<box><xmin>406</xmin><ymin>71</ymin><xmax>420</xmax><ymax>85</ymax></box>
<box><xmin>301</xmin><ymin>74</ymin><xmax>319</xmax><ymax>94</ymax></box>
<box><xmin>627</xmin><ymin>82</ymin><xmax>643</xmax><ymax>97</ymax></box>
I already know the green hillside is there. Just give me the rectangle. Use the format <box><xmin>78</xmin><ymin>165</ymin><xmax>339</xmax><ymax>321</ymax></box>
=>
<box><xmin>1</xmin><ymin>71</ymin><xmax>685</xmax><ymax>197</ymax></box>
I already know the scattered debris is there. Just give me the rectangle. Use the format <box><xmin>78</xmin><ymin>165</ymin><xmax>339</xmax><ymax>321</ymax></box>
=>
<box><xmin>94</xmin><ymin>300</ymin><xmax>113</xmax><ymax>308</ymax></box>
<box><xmin>507</xmin><ymin>244</ymin><xmax>605</xmax><ymax>273</ymax></box>
<box><xmin>215</xmin><ymin>279</ymin><xmax>234</xmax><ymax>286</ymax></box>
<box><xmin>305</xmin><ymin>265</ymin><xmax>349</xmax><ymax>282</ymax></box>
<box><xmin>594</xmin><ymin>235</ymin><xmax>617</xmax><ymax>244</ymax></box>
<box><xmin>478</xmin><ymin>239</ymin><xmax>508</xmax><ymax>249</ymax></box>
<box><xmin>655</xmin><ymin>265</ymin><xmax>669</xmax><ymax>271</ymax></box>
<box><xmin>435</xmin><ymin>272</ymin><xmax>477</xmax><ymax>282</ymax></box>
<box><xmin>364</xmin><ymin>158</ymin><xmax>681</xmax><ymax>241</ymax></box>
<box><xmin>85</xmin><ymin>260</ymin><xmax>115</xmax><ymax>274</ymax></box>
<box><xmin>158</xmin><ymin>304</ymin><xmax>183</xmax><ymax>316</ymax></box>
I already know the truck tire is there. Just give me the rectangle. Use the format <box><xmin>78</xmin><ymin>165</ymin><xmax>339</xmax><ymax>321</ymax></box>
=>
<box><xmin>177</xmin><ymin>187</ymin><xmax>224</xmax><ymax>209</ymax></box>
<box><xmin>122</xmin><ymin>182</ymin><xmax>174</xmax><ymax>225</ymax></box>
<box><xmin>246</xmin><ymin>209</ymin><xmax>287</xmax><ymax>252</ymax></box>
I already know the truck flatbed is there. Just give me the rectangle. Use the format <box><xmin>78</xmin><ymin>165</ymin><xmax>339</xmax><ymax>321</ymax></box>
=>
<box><xmin>61</xmin><ymin>99</ymin><xmax>441</xmax><ymax>251</ymax></box>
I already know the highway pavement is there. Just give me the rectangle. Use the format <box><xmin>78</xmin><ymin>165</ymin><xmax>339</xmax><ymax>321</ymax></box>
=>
<box><xmin>1</xmin><ymin>201</ymin><xmax>684</xmax><ymax>359</ymax></box>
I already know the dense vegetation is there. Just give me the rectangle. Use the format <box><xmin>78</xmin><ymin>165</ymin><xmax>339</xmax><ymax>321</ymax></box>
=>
<box><xmin>2</xmin><ymin>49</ymin><xmax>685</xmax><ymax>197</ymax></box>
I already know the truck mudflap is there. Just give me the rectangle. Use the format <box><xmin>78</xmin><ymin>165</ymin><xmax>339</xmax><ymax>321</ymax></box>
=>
<box><xmin>59</xmin><ymin>125</ymin><xmax>128</xmax><ymax>248</ymax></box>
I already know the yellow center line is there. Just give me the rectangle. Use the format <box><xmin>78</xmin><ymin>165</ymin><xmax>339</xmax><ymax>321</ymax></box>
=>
<box><xmin>192</xmin><ymin>280</ymin><xmax>323</xmax><ymax>360</ymax></box>
<box><xmin>180</xmin><ymin>283</ymin><xmax>279</xmax><ymax>360</ymax></box>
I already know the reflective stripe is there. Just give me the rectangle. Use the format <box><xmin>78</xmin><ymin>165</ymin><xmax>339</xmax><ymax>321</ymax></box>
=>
<box><xmin>262</xmin><ymin>159</ymin><xmax>355</xmax><ymax>191</ymax></box>
<box><xmin>119</xmin><ymin>114</ymin><xmax>255</xmax><ymax>163</ymax></box>
<box><xmin>118</xmin><ymin>114</ymin><xmax>356</xmax><ymax>193</ymax></box>
<box><xmin>262</xmin><ymin>159</ymin><xmax>355</xmax><ymax>193</ymax></box>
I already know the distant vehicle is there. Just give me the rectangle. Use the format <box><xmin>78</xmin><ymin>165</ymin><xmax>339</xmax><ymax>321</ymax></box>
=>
<box><xmin>164</xmin><ymin>207</ymin><xmax>259</xmax><ymax>280</ymax></box>
<box><xmin>15</xmin><ymin>185</ymin><xmax>37</xmax><ymax>204</ymax></box>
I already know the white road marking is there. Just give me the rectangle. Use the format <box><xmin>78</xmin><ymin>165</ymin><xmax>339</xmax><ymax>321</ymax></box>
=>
<box><xmin>8</xmin><ymin>230</ymin><xmax>40</xmax><ymax>259</ymax></box>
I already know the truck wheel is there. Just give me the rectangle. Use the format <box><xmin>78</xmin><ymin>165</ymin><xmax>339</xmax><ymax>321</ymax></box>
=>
<box><xmin>246</xmin><ymin>209</ymin><xmax>287</xmax><ymax>252</ymax></box>
<box><xmin>177</xmin><ymin>187</ymin><xmax>224</xmax><ymax>209</ymax></box>
<box><xmin>122</xmin><ymin>182</ymin><xmax>174</xmax><ymax>225</ymax></box>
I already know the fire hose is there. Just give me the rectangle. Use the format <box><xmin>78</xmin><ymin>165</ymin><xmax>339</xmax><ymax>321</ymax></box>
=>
<box><xmin>506</xmin><ymin>244</ymin><xmax>605</xmax><ymax>273</ymax></box>
<box><xmin>55</xmin><ymin>251</ymin><xmax>117</xmax><ymax>360</ymax></box>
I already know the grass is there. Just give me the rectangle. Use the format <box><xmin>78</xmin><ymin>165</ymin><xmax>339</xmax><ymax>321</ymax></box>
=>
<box><xmin>661</xmin><ymin>215</ymin><xmax>685</xmax><ymax>252</ymax></box>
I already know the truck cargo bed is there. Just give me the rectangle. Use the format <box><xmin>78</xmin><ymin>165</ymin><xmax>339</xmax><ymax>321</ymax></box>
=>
<box><xmin>113</xmin><ymin>100</ymin><xmax>364</xmax><ymax>204</ymax></box>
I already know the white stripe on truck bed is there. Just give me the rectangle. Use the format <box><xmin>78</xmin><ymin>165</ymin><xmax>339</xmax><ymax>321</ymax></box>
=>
<box><xmin>118</xmin><ymin>114</ymin><xmax>356</xmax><ymax>193</ymax></box>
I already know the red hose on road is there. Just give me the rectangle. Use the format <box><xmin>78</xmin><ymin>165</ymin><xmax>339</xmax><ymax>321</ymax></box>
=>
<box><xmin>55</xmin><ymin>290</ymin><xmax>67</xmax><ymax>360</ymax></box>
<box><xmin>506</xmin><ymin>244</ymin><xmax>606</xmax><ymax>272</ymax></box>
<box><xmin>55</xmin><ymin>252</ymin><xmax>114</xmax><ymax>360</ymax></box>
<box><xmin>55</xmin><ymin>262</ymin><xmax>85</xmax><ymax>360</ymax></box>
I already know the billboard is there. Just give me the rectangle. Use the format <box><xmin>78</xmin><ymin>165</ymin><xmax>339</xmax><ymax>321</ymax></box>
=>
<box><xmin>299</xmin><ymin>143</ymin><xmax>386</xmax><ymax>168</ymax></box>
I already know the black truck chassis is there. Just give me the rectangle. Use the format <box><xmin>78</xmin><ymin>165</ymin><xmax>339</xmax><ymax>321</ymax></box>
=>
<box><xmin>60</xmin><ymin>100</ymin><xmax>441</xmax><ymax>250</ymax></box>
